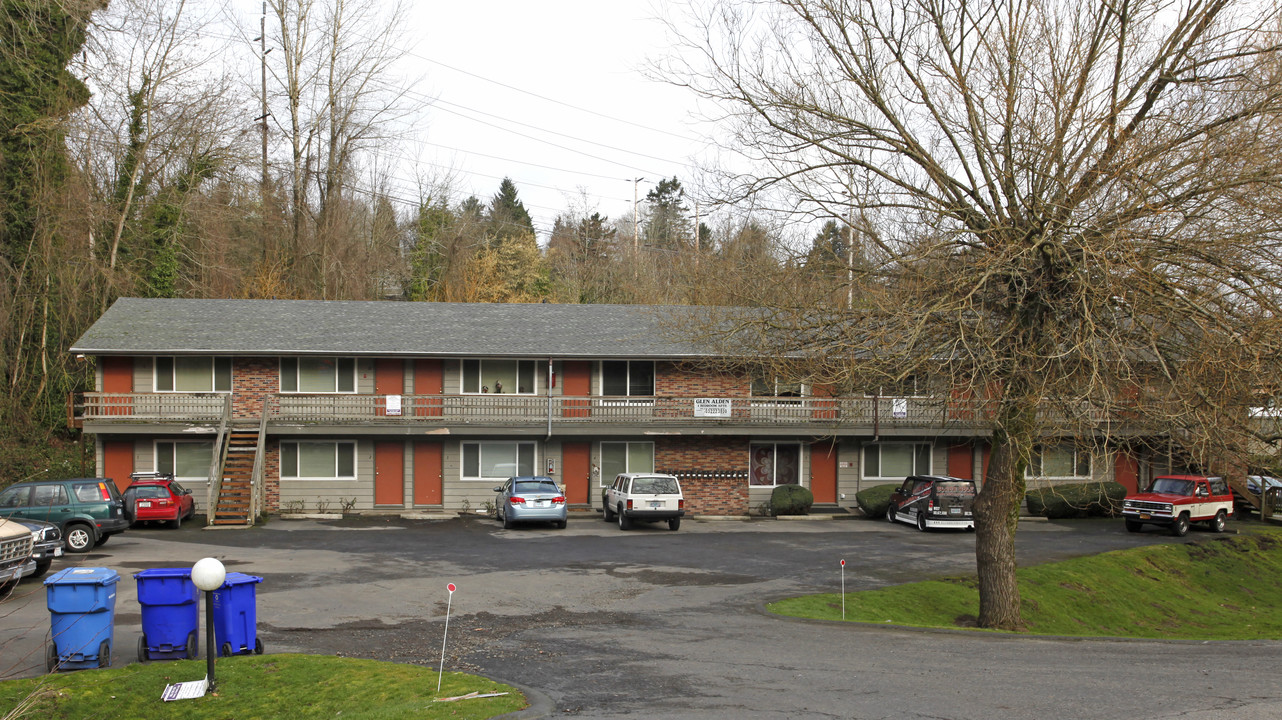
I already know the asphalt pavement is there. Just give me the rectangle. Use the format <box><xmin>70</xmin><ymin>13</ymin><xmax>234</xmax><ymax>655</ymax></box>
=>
<box><xmin>2</xmin><ymin>513</ymin><xmax>1280</xmax><ymax>719</ymax></box>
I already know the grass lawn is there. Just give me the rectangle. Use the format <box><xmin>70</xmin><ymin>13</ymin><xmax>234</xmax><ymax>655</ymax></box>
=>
<box><xmin>769</xmin><ymin>527</ymin><xmax>1282</xmax><ymax>639</ymax></box>
<box><xmin>0</xmin><ymin>654</ymin><xmax>525</xmax><ymax>720</ymax></box>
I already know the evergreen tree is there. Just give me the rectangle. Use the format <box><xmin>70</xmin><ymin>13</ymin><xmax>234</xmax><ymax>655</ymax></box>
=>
<box><xmin>486</xmin><ymin>178</ymin><xmax>535</xmax><ymax>244</ymax></box>
<box><xmin>642</xmin><ymin>177</ymin><xmax>690</xmax><ymax>252</ymax></box>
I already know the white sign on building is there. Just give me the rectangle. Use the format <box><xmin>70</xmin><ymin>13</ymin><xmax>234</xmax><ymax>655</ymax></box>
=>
<box><xmin>694</xmin><ymin>398</ymin><xmax>732</xmax><ymax>417</ymax></box>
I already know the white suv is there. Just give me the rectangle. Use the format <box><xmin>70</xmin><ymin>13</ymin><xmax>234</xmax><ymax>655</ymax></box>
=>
<box><xmin>602</xmin><ymin>473</ymin><xmax>685</xmax><ymax>531</ymax></box>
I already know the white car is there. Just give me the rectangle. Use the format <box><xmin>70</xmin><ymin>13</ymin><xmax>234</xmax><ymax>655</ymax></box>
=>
<box><xmin>602</xmin><ymin>473</ymin><xmax>684</xmax><ymax>531</ymax></box>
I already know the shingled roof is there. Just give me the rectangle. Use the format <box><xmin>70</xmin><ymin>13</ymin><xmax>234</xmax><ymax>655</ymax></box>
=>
<box><xmin>70</xmin><ymin>298</ymin><xmax>724</xmax><ymax>359</ymax></box>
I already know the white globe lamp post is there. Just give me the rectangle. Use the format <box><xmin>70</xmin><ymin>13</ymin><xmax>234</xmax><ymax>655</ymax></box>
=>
<box><xmin>191</xmin><ymin>558</ymin><xmax>226</xmax><ymax>690</ymax></box>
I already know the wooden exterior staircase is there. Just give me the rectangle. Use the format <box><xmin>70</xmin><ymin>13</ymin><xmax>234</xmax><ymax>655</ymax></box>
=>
<box><xmin>211</xmin><ymin>427</ymin><xmax>260</xmax><ymax>526</ymax></box>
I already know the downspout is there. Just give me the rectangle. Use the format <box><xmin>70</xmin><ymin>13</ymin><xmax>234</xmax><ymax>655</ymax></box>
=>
<box><xmin>547</xmin><ymin>357</ymin><xmax>554</xmax><ymax>440</ymax></box>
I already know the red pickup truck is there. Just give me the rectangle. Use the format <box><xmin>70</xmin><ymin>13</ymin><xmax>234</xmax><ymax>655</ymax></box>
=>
<box><xmin>1121</xmin><ymin>475</ymin><xmax>1233</xmax><ymax>536</ymax></box>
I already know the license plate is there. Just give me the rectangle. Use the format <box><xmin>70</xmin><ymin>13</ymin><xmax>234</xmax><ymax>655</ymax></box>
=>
<box><xmin>1140</xmin><ymin>513</ymin><xmax>1151</xmax><ymax>520</ymax></box>
<box><xmin>949</xmin><ymin>507</ymin><xmax>960</xmax><ymax>515</ymax></box>
<box><xmin>649</xmin><ymin>501</ymin><xmax>662</xmax><ymax>508</ymax></box>
<box><xmin>538</xmin><ymin>501</ymin><xmax>549</xmax><ymax>507</ymax></box>
<box><xmin>54</xmin><ymin>548</ymin><xmax>63</xmax><ymax>557</ymax></box>
<box><xmin>139</xmin><ymin>501</ymin><xmax>152</xmax><ymax>508</ymax></box>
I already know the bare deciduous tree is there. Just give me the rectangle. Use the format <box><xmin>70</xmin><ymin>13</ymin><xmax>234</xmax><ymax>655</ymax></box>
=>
<box><xmin>664</xmin><ymin>0</ymin><xmax>1282</xmax><ymax>629</ymax></box>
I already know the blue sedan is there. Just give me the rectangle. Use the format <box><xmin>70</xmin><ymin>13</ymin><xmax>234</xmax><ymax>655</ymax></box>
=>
<box><xmin>493</xmin><ymin>476</ymin><xmax>568</xmax><ymax>529</ymax></box>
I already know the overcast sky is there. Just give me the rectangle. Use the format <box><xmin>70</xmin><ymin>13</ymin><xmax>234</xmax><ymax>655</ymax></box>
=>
<box><xmin>231</xmin><ymin>0</ymin><xmax>716</xmax><ymax>242</ymax></box>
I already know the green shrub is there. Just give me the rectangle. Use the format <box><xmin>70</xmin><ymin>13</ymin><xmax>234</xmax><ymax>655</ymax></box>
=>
<box><xmin>855</xmin><ymin>483</ymin><xmax>897</xmax><ymax>519</ymax></box>
<box><xmin>770</xmin><ymin>484</ymin><xmax>814</xmax><ymax>515</ymax></box>
<box><xmin>1025</xmin><ymin>481</ymin><xmax>1126</xmax><ymax>519</ymax></box>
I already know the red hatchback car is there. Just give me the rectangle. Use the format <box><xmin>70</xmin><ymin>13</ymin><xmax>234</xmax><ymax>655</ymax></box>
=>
<box><xmin>124</xmin><ymin>472</ymin><xmax>196</xmax><ymax>529</ymax></box>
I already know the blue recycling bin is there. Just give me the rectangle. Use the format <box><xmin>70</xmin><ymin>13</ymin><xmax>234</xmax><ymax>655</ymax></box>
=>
<box><xmin>135</xmin><ymin>568</ymin><xmax>200</xmax><ymax>661</ymax></box>
<box><xmin>44</xmin><ymin>567</ymin><xmax>120</xmax><ymax>672</ymax></box>
<box><xmin>212</xmin><ymin>572</ymin><xmax>264</xmax><ymax>657</ymax></box>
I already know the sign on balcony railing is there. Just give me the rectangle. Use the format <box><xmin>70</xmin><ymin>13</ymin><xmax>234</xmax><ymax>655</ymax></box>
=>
<box><xmin>694</xmin><ymin>398</ymin><xmax>732</xmax><ymax>417</ymax></box>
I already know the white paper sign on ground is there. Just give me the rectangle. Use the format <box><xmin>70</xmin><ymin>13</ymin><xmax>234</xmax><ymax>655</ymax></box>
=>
<box><xmin>162</xmin><ymin>676</ymin><xmax>209</xmax><ymax>701</ymax></box>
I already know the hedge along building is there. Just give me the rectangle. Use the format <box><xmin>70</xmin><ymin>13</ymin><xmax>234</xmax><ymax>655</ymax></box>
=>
<box><xmin>69</xmin><ymin>298</ymin><xmax>1150</xmax><ymax>525</ymax></box>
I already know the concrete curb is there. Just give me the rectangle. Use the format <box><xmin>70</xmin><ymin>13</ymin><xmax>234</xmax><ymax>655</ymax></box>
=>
<box><xmin>279</xmin><ymin>513</ymin><xmax>343</xmax><ymax>520</ymax></box>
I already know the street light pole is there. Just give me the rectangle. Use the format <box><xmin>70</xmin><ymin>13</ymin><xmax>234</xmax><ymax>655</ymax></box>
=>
<box><xmin>192</xmin><ymin>558</ymin><xmax>227</xmax><ymax>692</ymax></box>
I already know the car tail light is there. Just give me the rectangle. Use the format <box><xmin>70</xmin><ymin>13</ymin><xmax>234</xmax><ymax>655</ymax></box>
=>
<box><xmin>509</xmin><ymin>496</ymin><xmax>525</xmax><ymax>504</ymax></box>
<box><xmin>678</xmin><ymin>499</ymin><xmax>684</xmax><ymax>509</ymax></box>
<box><xmin>552</xmin><ymin>496</ymin><xmax>565</xmax><ymax>504</ymax></box>
<box><xmin>97</xmin><ymin>482</ymin><xmax>112</xmax><ymax>501</ymax></box>
<box><xmin>626</xmin><ymin>499</ymin><xmax>633</xmax><ymax>510</ymax></box>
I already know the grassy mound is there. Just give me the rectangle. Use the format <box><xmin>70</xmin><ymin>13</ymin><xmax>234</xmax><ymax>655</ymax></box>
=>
<box><xmin>0</xmin><ymin>653</ymin><xmax>525</xmax><ymax>720</ymax></box>
<box><xmin>769</xmin><ymin>530</ymin><xmax>1282</xmax><ymax>639</ymax></box>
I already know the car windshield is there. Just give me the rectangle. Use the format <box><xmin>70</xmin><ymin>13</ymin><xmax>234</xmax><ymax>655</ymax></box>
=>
<box><xmin>1151</xmin><ymin>477</ymin><xmax>1195</xmax><ymax>495</ymax></box>
<box><xmin>935</xmin><ymin>481</ymin><xmax>976</xmax><ymax>497</ymax></box>
<box><xmin>514</xmin><ymin>481</ymin><xmax>559</xmax><ymax>494</ymax></box>
<box><xmin>631</xmin><ymin>477</ymin><xmax>679</xmax><ymax>495</ymax></box>
<box><xmin>132</xmin><ymin>487</ymin><xmax>169</xmax><ymax>499</ymax></box>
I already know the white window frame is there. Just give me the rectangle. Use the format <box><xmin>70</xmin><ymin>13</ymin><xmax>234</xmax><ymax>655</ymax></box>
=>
<box><xmin>280</xmin><ymin>441</ymin><xmax>358</xmax><ymax>480</ymax></box>
<box><xmin>155</xmin><ymin>440</ymin><xmax>216</xmax><ymax>481</ymax></box>
<box><xmin>461</xmin><ymin>359</ymin><xmax>538</xmax><ymax>395</ymax></box>
<box><xmin>862</xmin><ymin>375</ymin><xmax>927</xmax><ymax>398</ymax></box>
<box><xmin>1026</xmin><ymin>445</ymin><xmax>1092</xmax><ymax>479</ymax></box>
<box><xmin>154</xmin><ymin>357</ymin><xmax>232</xmax><ymax>393</ymax></box>
<box><xmin>461</xmin><ymin>441</ymin><xmax>537</xmax><ymax>481</ymax></box>
<box><xmin>279</xmin><ymin>357</ymin><xmax>357</xmax><ymax>394</ymax></box>
<box><xmin>598</xmin><ymin>441</ymin><xmax>655</xmax><ymax>486</ymax></box>
<box><xmin>749</xmin><ymin>443</ymin><xmax>803</xmax><ymax>487</ymax></box>
<box><xmin>863</xmin><ymin>442</ymin><xmax>932</xmax><ymax>480</ymax></box>
<box><xmin>599</xmin><ymin>360</ymin><xmax>655</xmax><ymax>405</ymax></box>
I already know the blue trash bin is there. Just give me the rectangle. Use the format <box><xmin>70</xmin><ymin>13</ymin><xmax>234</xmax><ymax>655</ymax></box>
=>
<box><xmin>44</xmin><ymin>567</ymin><xmax>120</xmax><ymax>672</ymax></box>
<box><xmin>212</xmin><ymin>573</ymin><xmax>264</xmax><ymax>657</ymax></box>
<box><xmin>135</xmin><ymin>568</ymin><xmax>200</xmax><ymax>662</ymax></box>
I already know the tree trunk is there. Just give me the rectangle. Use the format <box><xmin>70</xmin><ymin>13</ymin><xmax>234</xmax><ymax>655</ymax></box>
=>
<box><xmin>973</xmin><ymin>401</ymin><xmax>1034</xmax><ymax>631</ymax></box>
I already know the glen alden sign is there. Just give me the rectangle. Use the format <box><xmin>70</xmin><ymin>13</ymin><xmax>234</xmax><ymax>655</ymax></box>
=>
<box><xmin>694</xmin><ymin>398</ymin><xmax>732</xmax><ymax>418</ymax></box>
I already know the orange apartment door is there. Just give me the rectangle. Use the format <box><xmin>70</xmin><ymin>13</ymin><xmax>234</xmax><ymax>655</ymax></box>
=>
<box><xmin>1115</xmin><ymin>451</ymin><xmax>1140</xmax><ymax>493</ymax></box>
<box><xmin>561</xmin><ymin>442</ymin><xmax>591</xmax><ymax>504</ymax></box>
<box><xmin>561</xmin><ymin>361</ymin><xmax>591</xmax><ymax>418</ymax></box>
<box><xmin>102</xmin><ymin>356</ymin><xmax>132</xmax><ymax>416</ymax></box>
<box><xmin>414</xmin><ymin>359</ymin><xmax>444</xmax><ymax>416</ymax></box>
<box><xmin>374</xmin><ymin>441</ymin><xmax>404</xmax><ymax>506</ymax></box>
<box><xmin>375</xmin><ymin>359</ymin><xmax>403</xmax><ymax>416</ymax></box>
<box><xmin>947</xmin><ymin>443</ymin><xmax>974</xmax><ymax>479</ymax></box>
<box><xmin>810</xmin><ymin>441</ymin><xmax>838</xmax><ymax>503</ymax></box>
<box><xmin>413</xmin><ymin>441</ymin><xmax>443</xmax><ymax>505</ymax></box>
<box><xmin>103</xmin><ymin>440</ymin><xmax>134</xmax><ymax>492</ymax></box>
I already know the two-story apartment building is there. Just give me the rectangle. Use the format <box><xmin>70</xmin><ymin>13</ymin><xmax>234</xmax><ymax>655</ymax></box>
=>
<box><xmin>69</xmin><ymin>298</ymin><xmax>1150</xmax><ymax>524</ymax></box>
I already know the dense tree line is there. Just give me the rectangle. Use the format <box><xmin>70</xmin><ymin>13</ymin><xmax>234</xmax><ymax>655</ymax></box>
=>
<box><xmin>0</xmin><ymin>1</ymin><xmax>854</xmax><ymax>478</ymax></box>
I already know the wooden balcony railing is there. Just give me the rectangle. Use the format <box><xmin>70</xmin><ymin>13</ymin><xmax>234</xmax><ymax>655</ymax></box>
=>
<box><xmin>74</xmin><ymin>392</ymin><xmax>973</xmax><ymax>428</ymax></box>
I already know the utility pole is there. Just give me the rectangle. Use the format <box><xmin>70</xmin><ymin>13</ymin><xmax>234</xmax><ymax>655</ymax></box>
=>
<box><xmin>257</xmin><ymin>2</ymin><xmax>271</xmax><ymax>257</ymax></box>
<box><xmin>631</xmin><ymin>177</ymin><xmax>644</xmax><ymax>255</ymax></box>
<box><xmin>847</xmin><ymin>206</ymin><xmax>855</xmax><ymax>309</ymax></box>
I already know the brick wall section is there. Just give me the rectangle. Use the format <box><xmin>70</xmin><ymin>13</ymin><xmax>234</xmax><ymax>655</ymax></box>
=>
<box><xmin>233</xmin><ymin>358</ymin><xmax>277</xmax><ymax>419</ymax></box>
<box><xmin>264</xmin><ymin>440</ymin><xmax>280</xmax><ymax>511</ymax></box>
<box><xmin>656</xmin><ymin>362</ymin><xmax>753</xmax><ymax>420</ymax></box>
<box><xmin>657</xmin><ymin>436</ymin><xmax>750</xmax><ymax>515</ymax></box>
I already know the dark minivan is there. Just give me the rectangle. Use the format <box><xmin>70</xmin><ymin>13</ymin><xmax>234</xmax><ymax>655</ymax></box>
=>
<box><xmin>885</xmin><ymin>475</ymin><xmax>977</xmax><ymax>532</ymax></box>
<box><xmin>0</xmin><ymin>478</ymin><xmax>130</xmax><ymax>553</ymax></box>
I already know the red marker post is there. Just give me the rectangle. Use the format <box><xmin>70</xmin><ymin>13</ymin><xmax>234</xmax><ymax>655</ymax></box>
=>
<box><xmin>437</xmin><ymin>583</ymin><xmax>457</xmax><ymax>693</ymax></box>
<box><xmin>840</xmin><ymin>560</ymin><xmax>846</xmax><ymax>620</ymax></box>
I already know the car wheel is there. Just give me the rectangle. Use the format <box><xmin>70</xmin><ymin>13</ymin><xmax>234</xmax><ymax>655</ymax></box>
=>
<box><xmin>668</xmin><ymin>517</ymin><xmax>681</xmax><ymax>531</ymax></box>
<box><xmin>97</xmin><ymin>640</ymin><xmax>111</xmax><ymax>668</ymax></box>
<box><xmin>886</xmin><ymin>506</ymin><xmax>896</xmax><ymax>524</ymax></box>
<box><xmin>617</xmin><ymin>506</ymin><xmax>631</xmax><ymax>531</ymax></box>
<box><xmin>1124</xmin><ymin>519</ymin><xmax>1143</xmax><ymax>533</ymax></box>
<box><xmin>1172</xmin><ymin>513</ymin><xmax>1189</xmax><ymax>537</ymax></box>
<box><xmin>64</xmin><ymin>524</ymin><xmax>94</xmax><ymax>553</ymax></box>
<box><xmin>138</xmin><ymin>635</ymin><xmax>149</xmax><ymax>663</ymax></box>
<box><xmin>171</xmin><ymin>513</ymin><xmax>182</xmax><ymax>530</ymax></box>
<box><xmin>93</xmin><ymin>533</ymin><xmax>110</xmax><ymax>548</ymax></box>
<box><xmin>30</xmin><ymin>559</ymin><xmax>52</xmax><ymax>579</ymax></box>
<box><xmin>603</xmin><ymin>503</ymin><xmax>615</xmax><ymax>522</ymax></box>
<box><xmin>46</xmin><ymin>643</ymin><xmax>59</xmax><ymax>673</ymax></box>
<box><xmin>556</xmin><ymin>520</ymin><xmax>567</xmax><ymax>529</ymax></box>
<box><xmin>502</xmin><ymin>510</ymin><xmax>513</xmax><ymax>530</ymax></box>
<box><xmin>916</xmin><ymin>512</ymin><xmax>928</xmax><ymax>532</ymax></box>
<box><xmin>1210</xmin><ymin>510</ymin><xmax>1227</xmax><ymax>533</ymax></box>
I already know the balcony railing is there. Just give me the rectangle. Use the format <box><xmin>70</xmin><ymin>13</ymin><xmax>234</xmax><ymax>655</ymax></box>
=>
<box><xmin>75</xmin><ymin>392</ymin><xmax>973</xmax><ymax>428</ymax></box>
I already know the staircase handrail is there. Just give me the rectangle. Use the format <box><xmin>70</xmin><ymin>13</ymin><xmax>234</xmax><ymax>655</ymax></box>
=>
<box><xmin>206</xmin><ymin>395</ymin><xmax>233</xmax><ymax>526</ymax></box>
<box><xmin>249</xmin><ymin>397</ymin><xmax>272</xmax><ymax>524</ymax></box>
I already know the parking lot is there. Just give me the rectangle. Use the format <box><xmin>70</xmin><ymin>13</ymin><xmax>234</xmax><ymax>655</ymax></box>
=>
<box><xmin>3</xmin><ymin>514</ymin><xmax>1281</xmax><ymax>718</ymax></box>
